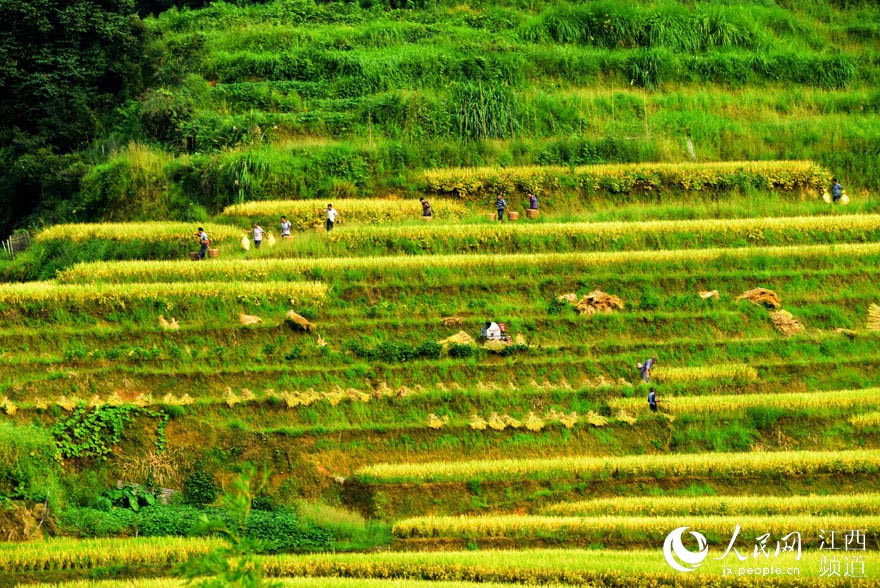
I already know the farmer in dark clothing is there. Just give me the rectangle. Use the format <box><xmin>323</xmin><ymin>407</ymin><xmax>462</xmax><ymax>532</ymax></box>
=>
<box><xmin>648</xmin><ymin>387</ymin><xmax>659</xmax><ymax>412</ymax></box>
<box><xmin>196</xmin><ymin>227</ymin><xmax>209</xmax><ymax>260</ymax></box>
<box><xmin>420</xmin><ymin>198</ymin><xmax>432</xmax><ymax>217</ymax></box>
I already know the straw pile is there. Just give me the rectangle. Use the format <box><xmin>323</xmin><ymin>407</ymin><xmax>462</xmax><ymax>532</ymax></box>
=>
<box><xmin>439</xmin><ymin>331</ymin><xmax>475</xmax><ymax>346</ymax></box>
<box><xmin>285</xmin><ymin>310</ymin><xmax>314</xmax><ymax>332</ymax></box>
<box><xmin>158</xmin><ymin>315</ymin><xmax>180</xmax><ymax>330</ymax></box>
<box><xmin>441</xmin><ymin>316</ymin><xmax>463</xmax><ymax>327</ymax></box>
<box><xmin>771</xmin><ymin>310</ymin><xmax>804</xmax><ymax>336</ymax></box>
<box><xmin>738</xmin><ymin>288</ymin><xmax>781</xmax><ymax>309</ymax></box>
<box><xmin>239</xmin><ymin>313</ymin><xmax>262</xmax><ymax>325</ymax></box>
<box><xmin>869</xmin><ymin>304</ymin><xmax>880</xmax><ymax>331</ymax></box>
<box><xmin>557</xmin><ymin>293</ymin><xmax>578</xmax><ymax>304</ymax></box>
<box><xmin>575</xmin><ymin>290</ymin><xmax>624</xmax><ymax>316</ymax></box>
<box><xmin>699</xmin><ymin>290</ymin><xmax>719</xmax><ymax>300</ymax></box>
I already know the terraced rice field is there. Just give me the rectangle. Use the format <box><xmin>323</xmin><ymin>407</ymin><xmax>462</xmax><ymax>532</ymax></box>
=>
<box><xmin>3</xmin><ymin>171</ymin><xmax>880</xmax><ymax>587</ymax></box>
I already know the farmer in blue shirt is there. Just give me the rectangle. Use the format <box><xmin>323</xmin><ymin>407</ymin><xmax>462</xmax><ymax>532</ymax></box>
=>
<box><xmin>638</xmin><ymin>357</ymin><xmax>657</xmax><ymax>383</ymax></box>
<box><xmin>831</xmin><ymin>178</ymin><xmax>843</xmax><ymax>203</ymax></box>
<box><xmin>495</xmin><ymin>196</ymin><xmax>507</xmax><ymax>221</ymax></box>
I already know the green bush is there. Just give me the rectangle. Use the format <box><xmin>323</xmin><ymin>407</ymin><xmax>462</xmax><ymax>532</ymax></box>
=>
<box><xmin>0</xmin><ymin>423</ymin><xmax>65</xmax><ymax>509</ymax></box>
<box><xmin>448</xmin><ymin>343</ymin><xmax>475</xmax><ymax>358</ymax></box>
<box><xmin>58</xmin><ymin>507</ymin><xmax>136</xmax><ymax>537</ymax></box>
<box><xmin>183</xmin><ymin>468</ymin><xmax>219</xmax><ymax>507</ymax></box>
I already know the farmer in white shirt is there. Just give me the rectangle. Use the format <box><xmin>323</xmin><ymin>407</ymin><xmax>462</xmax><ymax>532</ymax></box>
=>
<box><xmin>325</xmin><ymin>204</ymin><xmax>338</xmax><ymax>231</ymax></box>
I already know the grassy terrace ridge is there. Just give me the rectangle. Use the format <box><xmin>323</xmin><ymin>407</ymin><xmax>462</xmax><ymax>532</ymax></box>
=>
<box><xmin>355</xmin><ymin>449</ymin><xmax>880</xmax><ymax>483</ymax></box>
<box><xmin>53</xmin><ymin>241</ymin><xmax>880</xmax><ymax>283</ymax></box>
<box><xmin>5</xmin><ymin>347</ymin><xmax>880</xmax><ymax>402</ymax></box>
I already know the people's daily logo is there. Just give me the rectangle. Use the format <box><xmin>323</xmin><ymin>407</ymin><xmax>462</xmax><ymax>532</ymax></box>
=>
<box><xmin>663</xmin><ymin>526</ymin><xmax>710</xmax><ymax>572</ymax></box>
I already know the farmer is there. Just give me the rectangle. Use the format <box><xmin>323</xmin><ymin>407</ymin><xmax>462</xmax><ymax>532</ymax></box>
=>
<box><xmin>648</xmin><ymin>387</ymin><xmax>659</xmax><ymax>412</ymax></box>
<box><xmin>252</xmin><ymin>222</ymin><xmax>264</xmax><ymax>248</ymax></box>
<box><xmin>637</xmin><ymin>357</ymin><xmax>657</xmax><ymax>383</ymax></box>
<box><xmin>325</xmin><ymin>204</ymin><xmax>338</xmax><ymax>231</ymax></box>
<box><xmin>420</xmin><ymin>198</ymin><xmax>432</xmax><ymax>217</ymax></box>
<box><xmin>831</xmin><ymin>178</ymin><xmax>844</xmax><ymax>203</ymax></box>
<box><xmin>195</xmin><ymin>227</ymin><xmax>209</xmax><ymax>260</ymax></box>
<box><xmin>495</xmin><ymin>195</ymin><xmax>507</xmax><ymax>221</ymax></box>
<box><xmin>528</xmin><ymin>192</ymin><xmax>538</xmax><ymax>210</ymax></box>
<box><xmin>280</xmin><ymin>215</ymin><xmax>292</xmax><ymax>239</ymax></box>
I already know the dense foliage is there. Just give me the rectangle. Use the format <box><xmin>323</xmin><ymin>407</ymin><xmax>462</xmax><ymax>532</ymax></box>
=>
<box><xmin>1</xmin><ymin>0</ymin><xmax>880</xmax><ymax>234</ymax></box>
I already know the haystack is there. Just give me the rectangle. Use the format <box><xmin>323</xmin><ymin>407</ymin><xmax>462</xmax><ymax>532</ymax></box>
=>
<box><xmin>699</xmin><ymin>290</ymin><xmax>719</xmax><ymax>300</ymax></box>
<box><xmin>439</xmin><ymin>330</ymin><xmax>475</xmax><ymax>347</ymax></box>
<box><xmin>737</xmin><ymin>288</ymin><xmax>781</xmax><ymax>309</ymax></box>
<box><xmin>868</xmin><ymin>303</ymin><xmax>880</xmax><ymax>331</ymax></box>
<box><xmin>771</xmin><ymin>310</ymin><xmax>804</xmax><ymax>336</ymax></box>
<box><xmin>285</xmin><ymin>310</ymin><xmax>314</xmax><ymax>332</ymax></box>
<box><xmin>158</xmin><ymin>315</ymin><xmax>180</xmax><ymax>330</ymax></box>
<box><xmin>441</xmin><ymin>316</ymin><xmax>463</xmax><ymax>327</ymax></box>
<box><xmin>575</xmin><ymin>290</ymin><xmax>624</xmax><ymax>316</ymax></box>
<box><xmin>239</xmin><ymin>313</ymin><xmax>262</xmax><ymax>325</ymax></box>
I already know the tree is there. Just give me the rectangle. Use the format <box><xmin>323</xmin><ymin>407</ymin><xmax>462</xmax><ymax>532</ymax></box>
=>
<box><xmin>0</xmin><ymin>0</ymin><xmax>145</xmax><ymax>233</ymax></box>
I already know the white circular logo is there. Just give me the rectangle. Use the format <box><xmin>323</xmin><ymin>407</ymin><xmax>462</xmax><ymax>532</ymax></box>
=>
<box><xmin>663</xmin><ymin>526</ymin><xmax>709</xmax><ymax>572</ymax></box>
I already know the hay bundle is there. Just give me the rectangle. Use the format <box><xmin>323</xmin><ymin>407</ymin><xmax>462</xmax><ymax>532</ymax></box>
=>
<box><xmin>285</xmin><ymin>310</ymin><xmax>314</xmax><ymax>332</ymax></box>
<box><xmin>575</xmin><ymin>290</ymin><xmax>624</xmax><ymax>316</ymax></box>
<box><xmin>158</xmin><ymin>315</ymin><xmax>179</xmax><ymax>331</ymax></box>
<box><xmin>239</xmin><ymin>313</ymin><xmax>262</xmax><ymax>325</ymax></box>
<box><xmin>699</xmin><ymin>290</ymin><xmax>719</xmax><ymax>300</ymax></box>
<box><xmin>557</xmin><ymin>293</ymin><xmax>578</xmax><ymax>304</ymax></box>
<box><xmin>441</xmin><ymin>315</ymin><xmax>463</xmax><ymax>327</ymax></box>
<box><xmin>738</xmin><ymin>287</ymin><xmax>781</xmax><ymax>309</ymax></box>
<box><xmin>439</xmin><ymin>330</ymin><xmax>475</xmax><ymax>346</ymax></box>
<box><xmin>868</xmin><ymin>304</ymin><xmax>880</xmax><ymax>331</ymax></box>
<box><xmin>771</xmin><ymin>310</ymin><xmax>804</xmax><ymax>336</ymax></box>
